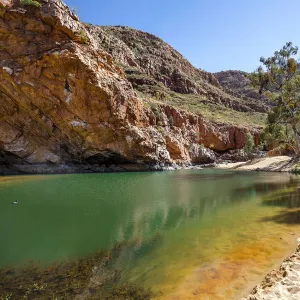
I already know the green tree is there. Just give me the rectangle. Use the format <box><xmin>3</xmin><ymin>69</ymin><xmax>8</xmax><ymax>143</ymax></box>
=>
<box><xmin>251</xmin><ymin>42</ymin><xmax>300</xmax><ymax>156</ymax></box>
<box><xmin>261</xmin><ymin>122</ymin><xmax>293</xmax><ymax>151</ymax></box>
<box><xmin>244</xmin><ymin>132</ymin><xmax>255</xmax><ymax>157</ymax></box>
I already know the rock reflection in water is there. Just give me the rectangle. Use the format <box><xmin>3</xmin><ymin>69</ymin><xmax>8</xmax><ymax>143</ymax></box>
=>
<box><xmin>1</xmin><ymin>170</ymin><xmax>300</xmax><ymax>300</ymax></box>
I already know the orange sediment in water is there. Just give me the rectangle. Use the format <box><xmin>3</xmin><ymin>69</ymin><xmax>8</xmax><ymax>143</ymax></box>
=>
<box><xmin>128</xmin><ymin>201</ymin><xmax>300</xmax><ymax>300</ymax></box>
<box><xmin>0</xmin><ymin>175</ymin><xmax>55</xmax><ymax>186</ymax></box>
<box><xmin>166</xmin><ymin>234</ymin><xmax>298</xmax><ymax>300</ymax></box>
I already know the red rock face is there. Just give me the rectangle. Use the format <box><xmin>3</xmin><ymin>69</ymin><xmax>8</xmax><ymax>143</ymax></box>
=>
<box><xmin>0</xmin><ymin>0</ymin><xmax>261</xmax><ymax>173</ymax></box>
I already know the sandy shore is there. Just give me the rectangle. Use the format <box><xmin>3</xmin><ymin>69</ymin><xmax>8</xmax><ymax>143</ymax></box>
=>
<box><xmin>242</xmin><ymin>244</ymin><xmax>300</xmax><ymax>300</ymax></box>
<box><xmin>217</xmin><ymin>156</ymin><xmax>296</xmax><ymax>172</ymax></box>
<box><xmin>217</xmin><ymin>156</ymin><xmax>300</xmax><ymax>299</ymax></box>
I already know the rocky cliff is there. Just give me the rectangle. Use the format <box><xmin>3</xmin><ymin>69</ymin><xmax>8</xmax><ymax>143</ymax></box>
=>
<box><xmin>214</xmin><ymin>70</ymin><xmax>272</xmax><ymax>106</ymax></box>
<box><xmin>89</xmin><ymin>26</ymin><xmax>269</xmax><ymax>115</ymax></box>
<box><xmin>0</xmin><ymin>0</ymin><xmax>262</xmax><ymax>174</ymax></box>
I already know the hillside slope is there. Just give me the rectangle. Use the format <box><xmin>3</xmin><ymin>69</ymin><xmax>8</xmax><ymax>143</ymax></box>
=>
<box><xmin>214</xmin><ymin>70</ymin><xmax>272</xmax><ymax>106</ymax></box>
<box><xmin>0</xmin><ymin>0</ymin><xmax>262</xmax><ymax>174</ymax></box>
<box><xmin>87</xmin><ymin>25</ymin><xmax>269</xmax><ymax>125</ymax></box>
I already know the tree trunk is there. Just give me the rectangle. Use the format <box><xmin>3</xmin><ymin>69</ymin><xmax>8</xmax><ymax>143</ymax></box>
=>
<box><xmin>292</xmin><ymin>125</ymin><xmax>300</xmax><ymax>157</ymax></box>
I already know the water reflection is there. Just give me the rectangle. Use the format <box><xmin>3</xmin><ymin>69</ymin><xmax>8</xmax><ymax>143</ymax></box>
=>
<box><xmin>262</xmin><ymin>183</ymin><xmax>300</xmax><ymax>208</ymax></box>
<box><xmin>261</xmin><ymin>210</ymin><xmax>300</xmax><ymax>224</ymax></box>
<box><xmin>0</xmin><ymin>170</ymin><xmax>299</xmax><ymax>299</ymax></box>
<box><xmin>260</xmin><ymin>178</ymin><xmax>300</xmax><ymax>224</ymax></box>
<box><xmin>104</xmin><ymin>171</ymin><xmax>300</xmax><ymax>281</ymax></box>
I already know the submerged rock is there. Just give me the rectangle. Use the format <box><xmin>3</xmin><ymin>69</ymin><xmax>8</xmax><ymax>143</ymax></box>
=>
<box><xmin>0</xmin><ymin>242</ymin><xmax>153</xmax><ymax>300</ymax></box>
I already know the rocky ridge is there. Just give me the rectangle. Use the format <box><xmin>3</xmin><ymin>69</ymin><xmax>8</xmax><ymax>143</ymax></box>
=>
<box><xmin>214</xmin><ymin>70</ymin><xmax>272</xmax><ymax>107</ymax></box>
<box><xmin>89</xmin><ymin>25</ymin><xmax>270</xmax><ymax>114</ymax></box>
<box><xmin>0</xmin><ymin>0</ymin><xmax>262</xmax><ymax>174</ymax></box>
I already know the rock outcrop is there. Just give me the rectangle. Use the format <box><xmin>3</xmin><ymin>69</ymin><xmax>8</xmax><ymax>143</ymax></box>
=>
<box><xmin>89</xmin><ymin>25</ymin><xmax>221</xmax><ymax>95</ymax></box>
<box><xmin>0</xmin><ymin>0</ymin><xmax>262</xmax><ymax>174</ymax></box>
<box><xmin>214</xmin><ymin>70</ymin><xmax>272</xmax><ymax>110</ymax></box>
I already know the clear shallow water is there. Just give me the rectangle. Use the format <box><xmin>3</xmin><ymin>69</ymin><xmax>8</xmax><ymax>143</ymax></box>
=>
<box><xmin>1</xmin><ymin>169</ymin><xmax>300</xmax><ymax>299</ymax></box>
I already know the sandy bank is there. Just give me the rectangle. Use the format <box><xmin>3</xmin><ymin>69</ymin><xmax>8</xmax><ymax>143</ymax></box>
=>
<box><xmin>217</xmin><ymin>156</ymin><xmax>296</xmax><ymax>172</ymax></box>
<box><xmin>242</xmin><ymin>244</ymin><xmax>300</xmax><ymax>300</ymax></box>
<box><xmin>217</xmin><ymin>156</ymin><xmax>300</xmax><ymax>299</ymax></box>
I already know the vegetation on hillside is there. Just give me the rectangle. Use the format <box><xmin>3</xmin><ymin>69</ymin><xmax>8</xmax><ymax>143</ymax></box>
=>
<box><xmin>244</xmin><ymin>132</ymin><xmax>255</xmax><ymax>157</ymax></box>
<box><xmin>124</xmin><ymin>66</ymin><xmax>266</xmax><ymax>126</ymax></box>
<box><xmin>135</xmin><ymin>86</ymin><xmax>266</xmax><ymax>127</ymax></box>
<box><xmin>92</xmin><ymin>26</ymin><xmax>269</xmax><ymax>128</ymax></box>
<box><xmin>20</xmin><ymin>0</ymin><xmax>42</xmax><ymax>8</ymax></box>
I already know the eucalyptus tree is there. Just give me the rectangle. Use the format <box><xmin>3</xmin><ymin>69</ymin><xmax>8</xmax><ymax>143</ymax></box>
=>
<box><xmin>251</xmin><ymin>42</ymin><xmax>300</xmax><ymax>156</ymax></box>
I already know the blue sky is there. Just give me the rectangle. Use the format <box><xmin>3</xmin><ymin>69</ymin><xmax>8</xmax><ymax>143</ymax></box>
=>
<box><xmin>64</xmin><ymin>0</ymin><xmax>300</xmax><ymax>73</ymax></box>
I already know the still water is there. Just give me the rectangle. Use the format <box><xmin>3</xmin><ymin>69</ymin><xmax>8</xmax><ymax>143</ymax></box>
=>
<box><xmin>0</xmin><ymin>169</ymin><xmax>300</xmax><ymax>299</ymax></box>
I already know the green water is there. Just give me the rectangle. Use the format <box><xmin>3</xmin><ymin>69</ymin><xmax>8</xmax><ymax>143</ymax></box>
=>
<box><xmin>0</xmin><ymin>169</ymin><xmax>300</xmax><ymax>299</ymax></box>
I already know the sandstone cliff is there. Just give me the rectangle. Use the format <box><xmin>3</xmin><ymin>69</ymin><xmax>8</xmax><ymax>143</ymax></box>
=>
<box><xmin>0</xmin><ymin>0</ymin><xmax>262</xmax><ymax>174</ymax></box>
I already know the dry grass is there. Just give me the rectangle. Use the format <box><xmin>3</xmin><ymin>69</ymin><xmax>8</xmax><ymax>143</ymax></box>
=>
<box><xmin>136</xmin><ymin>89</ymin><xmax>266</xmax><ymax>127</ymax></box>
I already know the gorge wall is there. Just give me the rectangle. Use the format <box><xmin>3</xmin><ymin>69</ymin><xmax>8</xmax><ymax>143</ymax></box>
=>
<box><xmin>0</xmin><ymin>0</ymin><xmax>263</xmax><ymax>174</ymax></box>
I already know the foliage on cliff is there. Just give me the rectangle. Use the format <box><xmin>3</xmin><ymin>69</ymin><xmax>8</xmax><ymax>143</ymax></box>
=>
<box><xmin>20</xmin><ymin>0</ymin><xmax>42</xmax><ymax>8</ymax></box>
